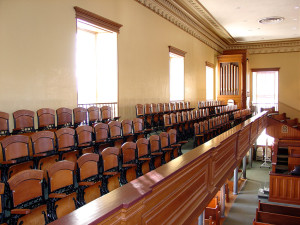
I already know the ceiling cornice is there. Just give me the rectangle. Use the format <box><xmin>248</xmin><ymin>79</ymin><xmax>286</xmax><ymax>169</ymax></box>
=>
<box><xmin>135</xmin><ymin>0</ymin><xmax>228</xmax><ymax>53</ymax></box>
<box><xmin>135</xmin><ymin>0</ymin><xmax>300</xmax><ymax>54</ymax></box>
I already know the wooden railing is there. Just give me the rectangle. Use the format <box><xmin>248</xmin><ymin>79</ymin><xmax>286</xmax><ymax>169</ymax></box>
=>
<box><xmin>50</xmin><ymin>112</ymin><xmax>267</xmax><ymax>225</ymax></box>
<box><xmin>78</xmin><ymin>102</ymin><xmax>118</xmax><ymax>118</ymax></box>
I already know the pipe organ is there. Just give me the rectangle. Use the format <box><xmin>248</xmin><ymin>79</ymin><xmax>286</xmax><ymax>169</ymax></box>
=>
<box><xmin>217</xmin><ymin>50</ymin><xmax>248</xmax><ymax>109</ymax></box>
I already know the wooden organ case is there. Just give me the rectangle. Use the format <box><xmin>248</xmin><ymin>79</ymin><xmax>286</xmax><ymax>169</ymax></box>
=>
<box><xmin>217</xmin><ymin>50</ymin><xmax>248</xmax><ymax>109</ymax></box>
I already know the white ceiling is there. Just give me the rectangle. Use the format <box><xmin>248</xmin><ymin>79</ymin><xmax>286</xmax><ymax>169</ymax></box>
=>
<box><xmin>197</xmin><ymin>0</ymin><xmax>300</xmax><ymax>42</ymax></box>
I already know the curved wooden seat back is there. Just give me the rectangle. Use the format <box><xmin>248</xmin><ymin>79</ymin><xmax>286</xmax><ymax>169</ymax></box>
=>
<box><xmin>182</xmin><ymin>111</ymin><xmax>187</xmax><ymax>122</ymax></box>
<box><xmin>37</xmin><ymin>108</ymin><xmax>55</xmax><ymax>130</ymax></box>
<box><xmin>194</xmin><ymin>123</ymin><xmax>200</xmax><ymax>135</ymax></box>
<box><xmin>156</xmin><ymin>103</ymin><xmax>163</xmax><ymax>114</ymax></box>
<box><xmin>144</xmin><ymin>104</ymin><xmax>152</xmax><ymax>115</ymax></box>
<box><xmin>108</xmin><ymin>121</ymin><xmax>122</xmax><ymax>138</ymax></box>
<box><xmin>87</xmin><ymin>106</ymin><xmax>101</xmax><ymax>125</ymax></box>
<box><xmin>204</xmin><ymin>120</ymin><xmax>209</xmax><ymax>132</ymax></box>
<box><xmin>31</xmin><ymin>131</ymin><xmax>55</xmax><ymax>156</ymax></box>
<box><xmin>0</xmin><ymin>135</ymin><xmax>30</xmax><ymax>161</ymax></box>
<box><xmin>56</xmin><ymin>107</ymin><xmax>72</xmax><ymax>128</ymax></box>
<box><xmin>121</xmin><ymin>120</ymin><xmax>133</xmax><ymax>136</ymax></box>
<box><xmin>94</xmin><ymin>123</ymin><xmax>109</xmax><ymax>143</ymax></box>
<box><xmin>75</xmin><ymin>125</ymin><xmax>93</xmax><ymax>148</ymax></box>
<box><xmin>168</xmin><ymin>129</ymin><xmax>177</xmax><ymax>146</ymax></box>
<box><xmin>13</xmin><ymin>110</ymin><xmax>35</xmax><ymax>132</ymax></box>
<box><xmin>159</xmin><ymin>132</ymin><xmax>169</xmax><ymax>149</ymax></box>
<box><xmin>149</xmin><ymin>135</ymin><xmax>160</xmax><ymax>154</ymax></box>
<box><xmin>8</xmin><ymin>169</ymin><xmax>44</xmax><ymax>208</ymax></box>
<box><xmin>16</xmin><ymin>204</ymin><xmax>48</xmax><ymax>225</ymax></box>
<box><xmin>137</xmin><ymin>138</ymin><xmax>150</xmax><ymax>158</ymax></box>
<box><xmin>101</xmin><ymin>147</ymin><xmax>120</xmax><ymax>173</ymax></box>
<box><xmin>100</xmin><ymin>106</ymin><xmax>112</xmax><ymax>122</ymax></box>
<box><xmin>135</xmin><ymin>104</ymin><xmax>144</xmax><ymax>117</ymax></box>
<box><xmin>73</xmin><ymin>107</ymin><xmax>87</xmax><ymax>127</ymax></box>
<box><xmin>163</xmin><ymin>114</ymin><xmax>171</xmax><ymax>126</ymax></box>
<box><xmin>169</xmin><ymin>103</ymin><xmax>175</xmax><ymax>112</ymax></box>
<box><xmin>163</xmin><ymin>103</ymin><xmax>170</xmax><ymax>113</ymax></box>
<box><xmin>133</xmin><ymin>118</ymin><xmax>143</xmax><ymax>133</ymax></box>
<box><xmin>55</xmin><ymin>128</ymin><xmax>75</xmax><ymax>152</ymax></box>
<box><xmin>176</xmin><ymin>112</ymin><xmax>182</xmax><ymax>123</ymax></box>
<box><xmin>0</xmin><ymin>111</ymin><xmax>9</xmax><ymax>135</ymax></box>
<box><xmin>151</xmin><ymin>104</ymin><xmax>158</xmax><ymax>114</ymax></box>
<box><xmin>77</xmin><ymin>153</ymin><xmax>99</xmax><ymax>182</ymax></box>
<box><xmin>121</xmin><ymin>142</ymin><xmax>137</xmax><ymax>165</ymax></box>
<box><xmin>186</xmin><ymin>102</ymin><xmax>191</xmax><ymax>110</ymax></box>
<box><xmin>47</xmin><ymin>160</ymin><xmax>75</xmax><ymax>194</ymax></box>
<box><xmin>179</xmin><ymin>102</ymin><xmax>184</xmax><ymax>111</ymax></box>
<box><xmin>170</xmin><ymin>113</ymin><xmax>177</xmax><ymax>125</ymax></box>
<box><xmin>54</xmin><ymin>192</ymin><xmax>77</xmax><ymax>220</ymax></box>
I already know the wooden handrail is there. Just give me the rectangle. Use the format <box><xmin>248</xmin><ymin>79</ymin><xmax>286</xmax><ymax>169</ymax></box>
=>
<box><xmin>50</xmin><ymin>112</ymin><xmax>267</xmax><ymax>225</ymax></box>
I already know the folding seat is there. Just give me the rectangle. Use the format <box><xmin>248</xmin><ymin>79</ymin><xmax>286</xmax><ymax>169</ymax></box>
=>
<box><xmin>37</xmin><ymin>108</ymin><xmax>55</xmax><ymax>131</ymax></box>
<box><xmin>12</xmin><ymin>110</ymin><xmax>35</xmax><ymax>134</ymax></box>
<box><xmin>159</xmin><ymin>132</ymin><xmax>173</xmax><ymax>163</ymax></box>
<box><xmin>169</xmin><ymin>102</ymin><xmax>176</xmax><ymax>113</ymax></box>
<box><xmin>75</xmin><ymin>125</ymin><xmax>94</xmax><ymax>154</ymax></box>
<box><xmin>108</xmin><ymin>121</ymin><xmax>123</xmax><ymax>149</ymax></box>
<box><xmin>101</xmin><ymin>147</ymin><xmax>121</xmax><ymax>193</ymax></box>
<box><xmin>176</xmin><ymin>112</ymin><xmax>185</xmax><ymax>140</ymax></box>
<box><xmin>181</xmin><ymin>111</ymin><xmax>190</xmax><ymax>138</ymax></box>
<box><xmin>132</xmin><ymin>118</ymin><xmax>151</xmax><ymax>139</ymax></box>
<box><xmin>174</xmin><ymin>102</ymin><xmax>180</xmax><ymax>113</ymax></box>
<box><xmin>77</xmin><ymin>153</ymin><xmax>102</xmax><ymax>205</ymax></box>
<box><xmin>209</xmin><ymin>118</ymin><xmax>217</xmax><ymax>138</ymax></box>
<box><xmin>121</xmin><ymin>120</ymin><xmax>135</xmax><ymax>142</ymax></box>
<box><xmin>47</xmin><ymin>160</ymin><xmax>78</xmax><ymax>221</ymax></box>
<box><xmin>120</xmin><ymin>142</ymin><xmax>137</xmax><ymax>184</ymax></box>
<box><xmin>157</xmin><ymin>103</ymin><xmax>165</xmax><ymax>127</ymax></box>
<box><xmin>73</xmin><ymin>107</ymin><xmax>87</xmax><ymax>128</ymax></box>
<box><xmin>100</xmin><ymin>106</ymin><xmax>120</xmax><ymax>124</ymax></box>
<box><xmin>187</xmin><ymin>111</ymin><xmax>195</xmax><ymax>136</ymax></box>
<box><xmin>185</xmin><ymin>101</ymin><xmax>192</xmax><ymax>111</ymax></box>
<box><xmin>194</xmin><ymin>122</ymin><xmax>203</xmax><ymax>147</ymax></box>
<box><xmin>135</xmin><ymin>104</ymin><xmax>144</xmax><ymax>119</ymax></box>
<box><xmin>163</xmin><ymin>103</ymin><xmax>171</xmax><ymax>115</ymax></box>
<box><xmin>56</xmin><ymin>107</ymin><xmax>72</xmax><ymax>129</ymax></box>
<box><xmin>0</xmin><ymin>135</ymin><xmax>33</xmax><ymax>181</ymax></box>
<box><xmin>31</xmin><ymin>131</ymin><xmax>58</xmax><ymax>178</ymax></box>
<box><xmin>7</xmin><ymin>170</ymin><xmax>48</xmax><ymax>225</ymax></box>
<box><xmin>179</xmin><ymin>102</ymin><xmax>185</xmax><ymax>112</ymax></box>
<box><xmin>163</xmin><ymin>114</ymin><xmax>173</xmax><ymax>132</ymax></box>
<box><xmin>168</xmin><ymin>129</ymin><xmax>187</xmax><ymax>158</ymax></box>
<box><xmin>87</xmin><ymin>106</ymin><xmax>101</xmax><ymax>126</ymax></box>
<box><xmin>94</xmin><ymin>123</ymin><xmax>110</xmax><ymax>154</ymax></box>
<box><xmin>0</xmin><ymin>183</ymin><xmax>5</xmax><ymax>224</ymax></box>
<box><xmin>55</xmin><ymin>128</ymin><xmax>79</xmax><ymax>165</ymax></box>
<box><xmin>149</xmin><ymin>135</ymin><xmax>164</xmax><ymax>168</ymax></box>
<box><xmin>203</xmin><ymin>120</ymin><xmax>211</xmax><ymax>141</ymax></box>
<box><xmin>0</xmin><ymin>112</ymin><xmax>9</xmax><ymax>136</ymax></box>
<box><xmin>144</xmin><ymin>104</ymin><xmax>153</xmax><ymax>129</ymax></box>
<box><xmin>136</xmin><ymin>138</ymin><xmax>152</xmax><ymax>176</ymax></box>
<box><xmin>151</xmin><ymin>103</ymin><xmax>160</xmax><ymax>131</ymax></box>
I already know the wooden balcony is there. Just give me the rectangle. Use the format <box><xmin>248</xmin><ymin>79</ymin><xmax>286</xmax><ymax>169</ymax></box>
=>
<box><xmin>50</xmin><ymin>112</ymin><xmax>267</xmax><ymax>225</ymax></box>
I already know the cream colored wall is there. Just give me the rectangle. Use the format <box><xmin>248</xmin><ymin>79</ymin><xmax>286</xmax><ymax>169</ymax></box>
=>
<box><xmin>0</xmin><ymin>0</ymin><xmax>217</xmax><ymax>130</ymax></box>
<box><xmin>249</xmin><ymin>52</ymin><xmax>300</xmax><ymax>120</ymax></box>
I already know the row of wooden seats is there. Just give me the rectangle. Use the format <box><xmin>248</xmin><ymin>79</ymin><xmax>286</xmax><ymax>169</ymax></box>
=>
<box><xmin>193</xmin><ymin>114</ymin><xmax>231</xmax><ymax>147</ymax></box>
<box><xmin>253</xmin><ymin>200</ymin><xmax>300</xmax><ymax>225</ymax></box>
<box><xmin>198</xmin><ymin>100</ymin><xmax>223</xmax><ymax>108</ymax></box>
<box><xmin>0</xmin><ymin>127</ymin><xmax>187</xmax><ymax>224</ymax></box>
<box><xmin>0</xmin><ymin>118</ymin><xmax>161</xmax><ymax>182</ymax></box>
<box><xmin>135</xmin><ymin>102</ymin><xmax>194</xmax><ymax>131</ymax></box>
<box><xmin>270</xmin><ymin>113</ymin><xmax>300</xmax><ymax>129</ymax></box>
<box><xmin>0</xmin><ymin>105</ymin><xmax>120</xmax><ymax>135</ymax></box>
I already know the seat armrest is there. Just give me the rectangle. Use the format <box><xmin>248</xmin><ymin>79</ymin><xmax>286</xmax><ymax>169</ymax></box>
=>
<box><xmin>11</xmin><ymin>209</ymin><xmax>31</xmax><ymax>215</ymax></box>
<box><xmin>48</xmin><ymin>193</ymin><xmax>67</xmax><ymax>199</ymax></box>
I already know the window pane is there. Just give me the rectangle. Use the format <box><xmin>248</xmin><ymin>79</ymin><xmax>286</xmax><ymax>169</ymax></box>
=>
<box><xmin>170</xmin><ymin>54</ymin><xmax>184</xmax><ymax>101</ymax></box>
<box><xmin>206</xmin><ymin>66</ymin><xmax>214</xmax><ymax>100</ymax></box>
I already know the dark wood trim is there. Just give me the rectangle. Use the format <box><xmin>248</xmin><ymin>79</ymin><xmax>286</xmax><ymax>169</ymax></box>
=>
<box><xmin>251</xmin><ymin>68</ymin><xmax>280</xmax><ymax>72</ymax></box>
<box><xmin>205</xmin><ymin>61</ymin><xmax>214</xmax><ymax>68</ymax></box>
<box><xmin>74</xmin><ymin>6</ymin><xmax>123</xmax><ymax>33</ymax></box>
<box><xmin>169</xmin><ymin>46</ymin><xmax>186</xmax><ymax>57</ymax></box>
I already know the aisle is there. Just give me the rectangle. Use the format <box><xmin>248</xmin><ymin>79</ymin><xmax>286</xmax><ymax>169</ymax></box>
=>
<box><xmin>222</xmin><ymin>161</ymin><xmax>271</xmax><ymax>225</ymax></box>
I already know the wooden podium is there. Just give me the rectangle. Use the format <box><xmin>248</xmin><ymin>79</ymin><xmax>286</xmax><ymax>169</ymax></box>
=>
<box><xmin>217</xmin><ymin>50</ymin><xmax>248</xmax><ymax>109</ymax></box>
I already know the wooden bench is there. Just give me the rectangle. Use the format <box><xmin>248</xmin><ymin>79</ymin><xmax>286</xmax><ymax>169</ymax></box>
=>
<box><xmin>258</xmin><ymin>200</ymin><xmax>300</xmax><ymax>217</ymax></box>
<box><xmin>256</xmin><ymin>209</ymin><xmax>300</xmax><ymax>225</ymax></box>
<box><xmin>205</xmin><ymin>197</ymin><xmax>220</xmax><ymax>225</ymax></box>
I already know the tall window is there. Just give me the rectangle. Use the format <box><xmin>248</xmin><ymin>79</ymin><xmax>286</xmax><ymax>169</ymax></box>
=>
<box><xmin>206</xmin><ymin>62</ymin><xmax>214</xmax><ymax>100</ymax></box>
<box><xmin>74</xmin><ymin>7</ymin><xmax>122</xmax><ymax>105</ymax></box>
<box><xmin>252</xmin><ymin>68</ymin><xmax>279</xmax><ymax>112</ymax></box>
<box><xmin>169</xmin><ymin>46</ymin><xmax>186</xmax><ymax>102</ymax></box>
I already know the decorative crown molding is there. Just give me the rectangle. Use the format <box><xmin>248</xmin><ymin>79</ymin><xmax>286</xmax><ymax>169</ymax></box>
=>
<box><xmin>135</xmin><ymin>0</ymin><xmax>300</xmax><ymax>54</ymax></box>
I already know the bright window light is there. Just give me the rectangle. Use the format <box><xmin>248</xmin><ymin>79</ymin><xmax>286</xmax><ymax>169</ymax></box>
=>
<box><xmin>76</xmin><ymin>20</ymin><xmax>118</xmax><ymax>104</ymax></box>
<box><xmin>169</xmin><ymin>53</ymin><xmax>184</xmax><ymax>101</ymax></box>
<box><xmin>206</xmin><ymin>66</ymin><xmax>214</xmax><ymax>100</ymax></box>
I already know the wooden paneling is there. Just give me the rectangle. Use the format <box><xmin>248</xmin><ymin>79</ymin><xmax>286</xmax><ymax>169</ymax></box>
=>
<box><xmin>50</xmin><ymin>112</ymin><xmax>267</xmax><ymax>225</ymax></box>
<box><xmin>269</xmin><ymin>173</ymin><xmax>300</xmax><ymax>205</ymax></box>
<box><xmin>266</xmin><ymin>117</ymin><xmax>300</xmax><ymax>140</ymax></box>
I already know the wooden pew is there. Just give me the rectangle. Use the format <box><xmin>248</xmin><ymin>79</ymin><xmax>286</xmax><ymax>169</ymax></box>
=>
<box><xmin>256</xmin><ymin>209</ymin><xmax>300</xmax><ymax>225</ymax></box>
<box><xmin>205</xmin><ymin>197</ymin><xmax>220</xmax><ymax>225</ymax></box>
<box><xmin>258</xmin><ymin>200</ymin><xmax>300</xmax><ymax>217</ymax></box>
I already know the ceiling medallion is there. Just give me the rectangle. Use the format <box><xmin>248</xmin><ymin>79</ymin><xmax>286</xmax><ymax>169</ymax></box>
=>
<box><xmin>258</xmin><ymin>16</ymin><xmax>285</xmax><ymax>24</ymax></box>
